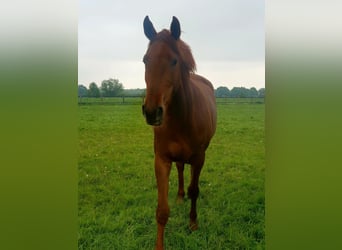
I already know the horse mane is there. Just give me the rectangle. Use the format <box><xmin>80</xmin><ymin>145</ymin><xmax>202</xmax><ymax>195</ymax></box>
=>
<box><xmin>149</xmin><ymin>30</ymin><xmax>196</xmax><ymax>74</ymax></box>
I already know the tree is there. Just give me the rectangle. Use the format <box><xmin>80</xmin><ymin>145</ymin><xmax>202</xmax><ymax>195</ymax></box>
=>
<box><xmin>249</xmin><ymin>87</ymin><xmax>259</xmax><ymax>98</ymax></box>
<box><xmin>258</xmin><ymin>88</ymin><xmax>265</xmax><ymax>98</ymax></box>
<box><xmin>230</xmin><ymin>87</ymin><xmax>245</xmax><ymax>98</ymax></box>
<box><xmin>215</xmin><ymin>86</ymin><xmax>230</xmax><ymax>97</ymax></box>
<box><xmin>78</xmin><ymin>85</ymin><xmax>88</xmax><ymax>97</ymax></box>
<box><xmin>100</xmin><ymin>78</ymin><xmax>124</xmax><ymax>97</ymax></box>
<box><xmin>88</xmin><ymin>82</ymin><xmax>100</xmax><ymax>97</ymax></box>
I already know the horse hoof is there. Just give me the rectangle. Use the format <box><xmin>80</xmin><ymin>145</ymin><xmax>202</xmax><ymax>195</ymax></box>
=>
<box><xmin>189</xmin><ymin>220</ymin><xmax>198</xmax><ymax>231</ymax></box>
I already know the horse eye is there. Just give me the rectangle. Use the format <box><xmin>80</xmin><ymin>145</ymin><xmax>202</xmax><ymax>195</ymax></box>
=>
<box><xmin>171</xmin><ymin>58</ymin><xmax>177</xmax><ymax>66</ymax></box>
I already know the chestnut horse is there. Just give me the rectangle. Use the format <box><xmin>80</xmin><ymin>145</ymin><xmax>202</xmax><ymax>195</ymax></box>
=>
<box><xmin>142</xmin><ymin>16</ymin><xmax>216</xmax><ymax>250</ymax></box>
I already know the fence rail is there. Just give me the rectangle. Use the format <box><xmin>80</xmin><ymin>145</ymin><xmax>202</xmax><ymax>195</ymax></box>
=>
<box><xmin>78</xmin><ymin>96</ymin><xmax>264</xmax><ymax>105</ymax></box>
<box><xmin>215</xmin><ymin>97</ymin><xmax>264</xmax><ymax>104</ymax></box>
<box><xmin>78</xmin><ymin>96</ymin><xmax>144</xmax><ymax>105</ymax></box>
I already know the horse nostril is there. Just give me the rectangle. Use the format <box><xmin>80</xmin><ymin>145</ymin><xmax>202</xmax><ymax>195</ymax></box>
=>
<box><xmin>142</xmin><ymin>106</ymin><xmax>163</xmax><ymax>126</ymax></box>
<box><xmin>157</xmin><ymin>107</ymin><xmax>163</xmax><ymax>117</ymax></box>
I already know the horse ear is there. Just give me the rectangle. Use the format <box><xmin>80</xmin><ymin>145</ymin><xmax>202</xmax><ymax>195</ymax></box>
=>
<box><xmin>170</xmin><ymin>16</ymin><xmax>181</xmax><ymax>40</ymax></box>
<box><xmin>143</xmin><ymin>16</ymin><xmax>157</xmax><ymax>40</ymax></box>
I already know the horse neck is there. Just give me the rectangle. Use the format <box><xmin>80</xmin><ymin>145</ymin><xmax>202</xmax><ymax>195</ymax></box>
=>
<box><xmin>169</xmin><ymin>73</ymin><xmax>193</xmax><ymax>126</ymax></box>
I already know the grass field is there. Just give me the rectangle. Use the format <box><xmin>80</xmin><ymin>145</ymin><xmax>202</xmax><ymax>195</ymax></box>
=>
<box><xmin>78</xmin><ymin>99</ymin><xmax>265</xmax><ymax>249</ymax></box>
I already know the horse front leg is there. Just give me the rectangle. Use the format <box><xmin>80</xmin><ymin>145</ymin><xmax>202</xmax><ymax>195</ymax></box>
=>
<box><xmin>176</xmin><ymin>162</ymin><xmax>185</xmax><ymax>203</ymax></box>
<box><xmin>154</xmin><ymin>155</ymin><xmax>171</xmax><ymax>250</ymax></box>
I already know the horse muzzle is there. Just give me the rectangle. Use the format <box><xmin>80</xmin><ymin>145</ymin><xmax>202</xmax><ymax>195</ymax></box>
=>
<box><xmin>142</xmin><ymin>105</ymin><xmax>163</xmax><ymax>126</ymax></box>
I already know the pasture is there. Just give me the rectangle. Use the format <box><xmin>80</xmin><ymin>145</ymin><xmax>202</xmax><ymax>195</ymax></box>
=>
<box><xmin>78</xmin><ymin>98</ymin><xmax>265</xmax><ymax>249</ymax></box>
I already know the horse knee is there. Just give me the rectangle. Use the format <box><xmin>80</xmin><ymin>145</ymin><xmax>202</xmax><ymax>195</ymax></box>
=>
<box><xmin>188</xmin><ymin>186</ymin><xmax>199</xmax><ymax>200</ymax></box>
<box><xmin>156</xmin><ymin>206</ymin><xmax>170</xmax><ymax>225</ymax></box>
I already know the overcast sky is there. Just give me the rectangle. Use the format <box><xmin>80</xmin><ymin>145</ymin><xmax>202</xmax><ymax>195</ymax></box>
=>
<box><xmin>79</xmin><ymin>0</ymin><xmax>264</xmax><ymax>90</ymax></box>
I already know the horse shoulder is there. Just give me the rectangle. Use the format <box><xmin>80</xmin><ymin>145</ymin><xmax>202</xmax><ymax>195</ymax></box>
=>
<box><xmin>189</xmin><ymin>74</ymin><xmax>217</xmax><ymax>142</ymax></box>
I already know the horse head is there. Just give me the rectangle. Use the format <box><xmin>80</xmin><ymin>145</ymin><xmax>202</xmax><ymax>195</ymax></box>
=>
<box><xmin>142</xmin><ymin>16</ymin><xmax>183</xmax><ymax>126</ymax></box>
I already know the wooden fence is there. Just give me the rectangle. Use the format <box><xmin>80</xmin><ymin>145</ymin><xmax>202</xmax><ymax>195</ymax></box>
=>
<box><xmin>78</xmin><ymin>96</ymin><xmax>264</xmax><ymax>105</ymax></box>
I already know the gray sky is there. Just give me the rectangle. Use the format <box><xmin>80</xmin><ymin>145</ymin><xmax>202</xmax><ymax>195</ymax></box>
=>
<box><xmin>79</xmin><ymin>0</ymin><xmax>264</xmax><ymax>90</ymax></box>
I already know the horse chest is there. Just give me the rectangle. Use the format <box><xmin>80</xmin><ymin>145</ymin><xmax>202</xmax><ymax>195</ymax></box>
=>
<box><xmin>167</xmin><ymin>140</ymin><xmax>192</xmax><ymax>162</ymax></box>
<box><xmin>154</xmin><ymin>133</ymin><xmax>198</xmax><ymax>163</ymax></box>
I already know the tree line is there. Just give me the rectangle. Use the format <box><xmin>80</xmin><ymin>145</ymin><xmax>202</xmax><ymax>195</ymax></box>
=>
<box><xmin>78</xmin><ymin>78</ymin><xmax>125</xmax><ymax>98</ymax></box>
<box><xmin>215</xmin><ymin>86</ymin><xmax>265</xmax><ymax>98</ymax></box>
<box><xmin>78</xmin><ymin>78</ymin><xmax>265</xmax><ymax>98</ymax></box>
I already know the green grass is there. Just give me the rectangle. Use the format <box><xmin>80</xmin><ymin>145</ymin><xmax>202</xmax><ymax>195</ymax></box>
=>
<box><xmin>79</xmin><ymin>100</ymin><xmax>265</xmax><ymax>249</ymax></box>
